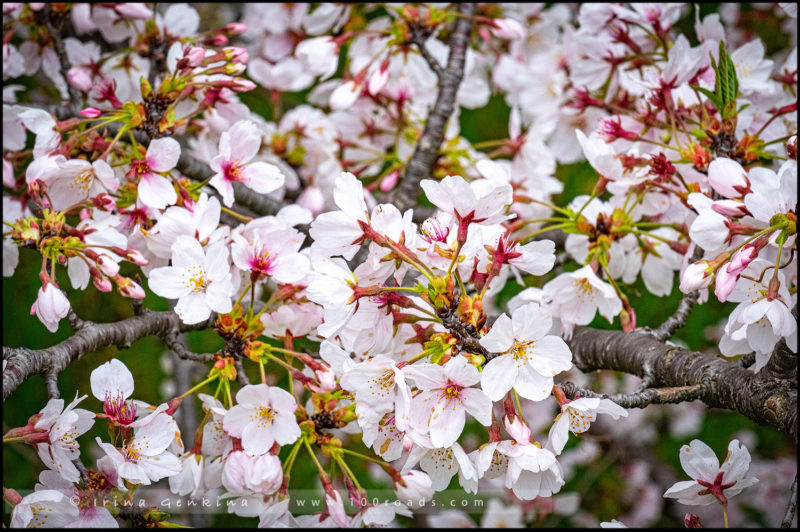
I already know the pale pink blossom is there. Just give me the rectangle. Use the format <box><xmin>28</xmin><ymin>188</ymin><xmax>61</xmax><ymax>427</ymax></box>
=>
<box><xmin>131</xmin><ymin>137</ymin><xmax>180</xmax><ymax>210</ymax></box>
<box><xmin>209</xmin><ymin>120</ymin><xmax>285</xmax><ymax>207</ymax></box>
<box><xmin>30</xmin><ymin>282</ymin><xmax>71</xmax><ymax>333</ymax></box>
<box><xmin>222</xmin><ymin>384</ymin><xmax>301</xmax><ymax>455</ymax></box>
<box><xmin>663</xmin><ymin>439</ymin><xmax>758</xmax><ymax>505</ymax></box>
<box><xmin>479</xmin><ymin>303</ymin><xmax>572</xmax><ymax>402</ymax></box>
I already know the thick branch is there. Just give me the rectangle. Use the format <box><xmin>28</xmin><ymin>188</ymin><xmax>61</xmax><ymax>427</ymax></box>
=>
<box><xmin>3</xmin><ymin>310</ymin><xmax>214</xmax><ymax>401</ymax></box>
<box><xmin>391</xmin><ymin>3</ymin><xmax>475</xmax><ymax>211</ymax></box>
<box><xmin>567</xmin><ymin>327</ymin><xmax>797</xmax><ymax>441</ymax></box>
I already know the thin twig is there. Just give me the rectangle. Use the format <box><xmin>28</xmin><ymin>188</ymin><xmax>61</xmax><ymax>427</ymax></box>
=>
<box><xmin>391</xmin><ymin>3</ymin><xmax>475</xmax><ymax>211</ymax></box>
<box><xmin>409</xmin><ymin>24</ymin><xmax>444</xmax><ymax>79</ymax></box>
<box><xmin>39</xmin><ymin>5</ymin><xmax>83</xmax><ymax>105</ymax></box>
<box><xmin>646</xmin><ymin>289</ymin><xmax>700</xmax><ymax>341</ymax></box>
<box><xmin>560</xmin><ymin>381</ymin><xmax>706</xmax><ymax>408</ymax></box>
<box><xmin>783</xmin><ymin>474</ymin><xmax>798</xmax><ymax>527</ymax></box>
<box><xmin>234</xmin><ymin>358</ymin><xmax>250</xmax><ymax>387</ymax></box>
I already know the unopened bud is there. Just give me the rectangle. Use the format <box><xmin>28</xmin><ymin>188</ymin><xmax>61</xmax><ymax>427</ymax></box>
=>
<box><xmin>80</xmin><ymin>107</ymin><xmax>103</xmax><ymax>118</ymax></box>
<box><xmin>93</xmin><ymin>275</ymin><xmax>113</xmax><ymax>292</ymax></box>
<box><xmin>126</xmin><ymin>249</ymin><xmax>149</xmax><ymax>266</ymax></box>
<box><xmin>96</xmin><ymin>255</ymin><xmax>120</xmax><ymax>277</ymax></box>
<box><xmin>224</xmin><ymin>22</ymin><xmax>247</xmax><ymax>36</ymax></box>
<box><xmin>117</xmin><ymin>277</ymin><xmax>146</xmax><ymax>299</ymax></box>
<box><xmin>67</xmin><ymin>67</ymin><xmax>93</xmax><ymax>92</ymax></box>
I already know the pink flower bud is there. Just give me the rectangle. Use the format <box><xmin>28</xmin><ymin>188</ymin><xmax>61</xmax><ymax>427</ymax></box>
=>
<box><xmin>224</xmin><ymin>22</ymin><xmax>247</xmax><ymax>36</ymax></box>
<box><xmin>324</xmin><ymin>489</ymin><xmax>349</xmax><ymax>527</ymax></box>
<box><xmin>714</xmin><ymin>262</ymin><xmax>739</xmax><ymax>302</ymax></box>
<box><xmin>490</xmin><ymin>18</ymin><xmax>527</xmax><ymax>40</ymax></box>
<box><xmin>204</xmin><ymin>34</ymin><xmax>228</xmax><ymax>46</ymax></box>
<box><xmin>503</xmin><ymin>414</ymin><xmax>531</xmax><ymax>444</ymax></box>
<box><xmin>67</xmin><ymin>67</ymin><xmax>93</xmax><ymax>92</ymax></box>
<box><xmin>329</xmin><ymin>80</ymin><xmax>361</xmax><ymax>111</ymax></box>
<box><xmin>118</xmin><ymin>278</ymin><xmax>145</xmax><ymax>299</ymax></box>
<box><xmin>223</xmin><ymin>46</ymin><xmax>248</xmax><ymax>63</ymax></box>
<box><xmin>31</xmin><ymin>283</ymin><xmax>71</xmax><ymax>332</ymax></box>
<box><xmin>707</xmin><ymin>158</ymin><xmax>749</xmax><ymax>198</ymax></box>
<box><xmin>393</xmin><ymin>471</ymin><xmax>434</xmax><ymax>509</ymax></box>
<box><xmin>92</xmin><ymin>193</ymin><xmax>116</xmax><ymax>211</ymax></box>
<box><xmin>367</xmin><ymin>65</ymin><xmax>390</xmax><ymax>96</ymax></box>
<box><xmin>126</xmin><ymin>249</ymin><xmax>149</xmax><ymax>266</ymax></box>
<box><xmin>710</xmin><ymin>199</ymin><xmax>748</xmax><ymax>218</ymax></box>
<box><xmin>679</xmin><ymin>261</ymin><xmax>713</xmax><ymax>293</ymax></box>
<box><xmin>79</xmin><ymin>208</ymin><xmax>91</xmax><ymax>220</ymax></box>
<box><xmin>379</xmin><ymin>170</ymin><xmax>399</xmax><ymax>191</ymax></box>
<box><xmin>80</xmin><ymin>107</ymin><xmax>103</xmax><ymax>119</ymax></box>
<box><xmin>113</xmin><ymin>3</ymin><xmax>153</xmax><ymax>19</ymax></box>
<box><xmin>93</xmin><ymin>275</ymin><xmax>113</xmax><ymax>292</ymax></box>
<box><xmin>184</xmin><ymin>45</ymin><xmax>206</xmax><ymax>68</ymax></box>
<box><xmin>728</xmin><ymin>245</ymin><xmax>758</xmax><ymax>274</ymax></box>
<box><xmin>314</xmin><ymin>365</ymin><xmax>337</xmax><ymax>391</ymax></box>
<box><xmin>96</xmin><ymin>255</ymin><xmax>120</xmax><ymax>277</ymax></box>
<box><xmin>230</xmin><ymin>78</ymin><xmax>256</xmax><ymax>92</ymax></box>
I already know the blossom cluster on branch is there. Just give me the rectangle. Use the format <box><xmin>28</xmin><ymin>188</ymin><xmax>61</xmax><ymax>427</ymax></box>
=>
<box><xmin>2</xmin><ymin>2</ymin><xmax>797</xmax><ymax>528</ymax></box>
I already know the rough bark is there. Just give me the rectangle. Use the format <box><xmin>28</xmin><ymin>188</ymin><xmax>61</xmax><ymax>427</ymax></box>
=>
<box><xmin>566</xmin><ymin>327</ymin><xmax>798</xmax><ymax>442</ymax></box>
<box><xmin>2</xmin><ymin>310</ymin><xmax>214</xmax><ymax>401</ymax></box>
<box><xmin>391</xmin><ymin>3</ymin><xmax>475</xmax><ymax>211</ymax></box>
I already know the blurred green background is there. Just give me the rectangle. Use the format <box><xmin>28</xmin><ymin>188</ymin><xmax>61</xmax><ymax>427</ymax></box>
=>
<box><xmin>3</xmin><ymin>2</ymin><xmax>795</xmax><ymax>528</ymax></box>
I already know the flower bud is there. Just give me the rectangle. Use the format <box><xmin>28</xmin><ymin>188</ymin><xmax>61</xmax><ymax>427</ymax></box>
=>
<box><xmin>184</xmin><ymin>45</ymin><xmax>206</xmax><ymax>68</ymax></box>
<box><xmin>714</xmin><ymin>263</ymin><xmax>738</xmax><ymax>302</ymax></box>
<box><xmin>93</xmin><ymin>275</ymin><xmax>113</xmax><ymax>293</ymax></box>
<box><xmin>329</xmin><ymin>80</ymin><xmax>361</xmax><ymax>111</ymax></box>
<box><xmin>67</xmin><ymin>67</ymin><xmax>93</xmax><ymax>92</ymax></box>
<box><xmin>490</xmin><ymin>18</ymin><xmax>527</xmax><ymax>40</ymax></box>
<box><xmin>503</xmin><ymin>414</ymin><xmax>531</xmax><ymax>444</ymax></box>
<box><xmin>126</xmin><ymin>249</ymin><xmax>149</xmax><ymax>266</ymax></box>
<box><xmin>393</xmin><ymin>470</ymin><xmax>434</xmax><ymax>509</ymax></box>
<box><xmin>224</xmin><ymin>22</ymin><xmax>247</xmax><ymax>36</ymax></box>
<box><xmin>379</xmin><ymin>170</ymin><xmax>399</xmax><ymax>191</ymax></box>
<box><xmin>710</xmin><ymin>199</ymin><xmax>748</xmax><ymax>218</ymax></box>
<box><xmin>367</xmin><ymin>63</ymin><xmax>390</xmax><ymax>96</ymax></box>
<box><xmin>80</xmin><ymin>107</ymin><xmax>103</xmax><ymax>118</ymax></box>
<box><xmin>117</xmin><ymin>277</ymin><xmax>146</xmax><ymax>299</ymax></box>
<box><xmin>679</xmin><ymin>261</ymin><xmax>713</xmax><ymax>293</ymax></box>
<box><xmin>324</xmin><ymin>488</ymin><xmax>349</xmax><ymax>527</ymax></box>
<box><xmin>707</xmin><ymin>158</ymin><xmax>749</xmax><ymax>198</ymax></box>
<box><xmin>96</xmin><ymin>255</ymin><xmax>120</xmax><ymax>277</ymax></box>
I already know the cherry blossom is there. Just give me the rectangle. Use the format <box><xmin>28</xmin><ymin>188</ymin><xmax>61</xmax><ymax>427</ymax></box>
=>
<box><xmin>209</xmin><ymin>120</ymin><xmax>285</xmax><ymax>207</ymax></box>
<box><xmin>148</xmin><ymin>236</ymin><xmax>234</xmax><ymax>324</ymax></box>
<box><xmin>663</xmin><ymin>439</ymin><xmax>758</xmax><ymax>506</ymax></box>
<box><xmin>129</xmin><ymin>137</ymin><xmax>180</xmax><ymax>210</ymax></box>
<box><xmin>479</xmin><ymin>303</ymin><xmax>573</xmax><ymax>402</ymax></box>
<box><xmin>222</xmin><ymin>384</ymin><xmax>301</xmax><ymax>455</ymax></box>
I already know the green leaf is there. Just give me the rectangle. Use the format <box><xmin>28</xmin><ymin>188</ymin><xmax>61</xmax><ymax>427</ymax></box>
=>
<box><xmin>691</xmin><ymin>85</ymin><xmax>722</xmax><ymax>110</ymax></box>
<box><xmin>689</xmin><ymin>128</ymin><xmax>709</xmax><ymax>140</ymax></box>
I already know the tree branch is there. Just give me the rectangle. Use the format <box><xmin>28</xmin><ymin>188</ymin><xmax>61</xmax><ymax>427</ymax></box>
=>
<box><xmin>645</xmin><ymin>289</ymin><xmax>700</xmax><ymax>341</ymax></box>
<box><xmin>391</xmin><ymin>3</ymin><xmax>475</xmax><ymax>211</ymax></box>
<box><xmin>783</xmin><ymin>473</ymin><xmax>798</xmax><ymax>528</ymax></box>
<box><xmin>560</xmin><ymin>382</ymin><xmax>706</xmax><ymax>409</ymax></box>
<box><xmin>3</xmin><ymin>311</ymin><xmax>215</xmax><ymax>401</ymax></box>
<box><xmin>567</xmin><ymin>326</ymin><xmax>798</xmax><ymax>442</ymax></box>
<box><xmin>39</xmin><ymin>5</ymin><xmax>83</xmax><ymax>106</ymax></box>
